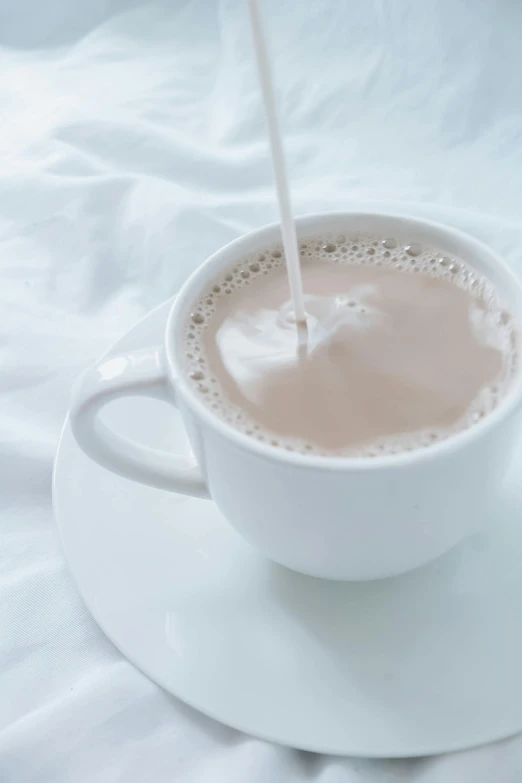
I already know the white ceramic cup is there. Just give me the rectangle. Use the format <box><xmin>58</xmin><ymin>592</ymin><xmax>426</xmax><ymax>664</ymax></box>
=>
<box><xmin>70</xmin><ymin>212</ymin><xmax>522</xmax><ymax>580</ymax></box>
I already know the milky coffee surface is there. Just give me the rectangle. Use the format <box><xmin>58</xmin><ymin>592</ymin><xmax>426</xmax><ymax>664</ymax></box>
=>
<box><xmin>183</xmin><ymin>233</ymin><xmax>518</xmax><ymax>457</ymax></box>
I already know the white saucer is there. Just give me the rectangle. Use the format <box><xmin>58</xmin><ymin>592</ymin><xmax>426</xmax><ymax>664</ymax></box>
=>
<box><xmin>54</xmin><ymin>298</ymin><xmax>522</xmax><ymax>758</ymax></box>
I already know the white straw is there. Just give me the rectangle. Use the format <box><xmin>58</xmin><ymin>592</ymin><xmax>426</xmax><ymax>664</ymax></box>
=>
<box><xmin>247</xmin><ymin>0</ymin><xmax>306</xmax><ymax>324</ymax></box>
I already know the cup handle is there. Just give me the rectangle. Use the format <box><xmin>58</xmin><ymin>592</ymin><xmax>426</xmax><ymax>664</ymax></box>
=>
<box><xmin>69</xmin><ymin>346</ymin><xmax>210</xmax><ymax>498</ymax></box>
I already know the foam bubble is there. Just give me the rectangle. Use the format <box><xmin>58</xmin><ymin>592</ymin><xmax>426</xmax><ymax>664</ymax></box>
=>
<box><xmin>182</xmin><ymin>231</ymin><xmax>520</xmax><ymax>458</ymax></box>
<box><xmin>405</xmin><ymin>243</ymin><xmax>422</xmax><ymax>257</ymax></box>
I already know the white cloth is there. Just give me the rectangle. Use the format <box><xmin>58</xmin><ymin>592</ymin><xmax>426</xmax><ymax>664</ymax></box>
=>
<box><xmin>2</xmin><ymin>0</ymin><xmax>522</xmax><ymax>779</ymax></box>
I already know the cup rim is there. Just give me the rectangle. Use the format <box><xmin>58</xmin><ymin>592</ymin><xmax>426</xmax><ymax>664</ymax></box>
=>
<box><xmin>165</xmin><ymin>210</ymin><xmax>522</xmax><ymax>472</ymax></box>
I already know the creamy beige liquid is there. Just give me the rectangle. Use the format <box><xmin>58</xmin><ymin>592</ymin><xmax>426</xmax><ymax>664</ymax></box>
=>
<box><xmin>183</xmin><ymin>233</ymin><xmax>519</xmax><ymax>457</ymax></box>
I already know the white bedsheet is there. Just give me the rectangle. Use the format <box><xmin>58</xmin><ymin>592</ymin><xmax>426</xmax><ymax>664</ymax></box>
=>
<box><xmin>2</xmin><ymin>0</ymin><xmax>522</xmax><ymax>779</ymax></box>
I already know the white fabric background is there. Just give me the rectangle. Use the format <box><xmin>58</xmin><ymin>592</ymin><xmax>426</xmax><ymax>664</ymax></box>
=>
<box><xmin>2</xmin><ymin>0</ymin><xmax>522</xmax><ymax>779</ymax></box>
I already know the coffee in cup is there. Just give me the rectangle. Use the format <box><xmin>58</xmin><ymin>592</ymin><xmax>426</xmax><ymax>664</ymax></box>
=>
<box><xmin>183</xmin><ymin>231</ymin><xmax>519</xmax><ymax>458</ymax></box>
